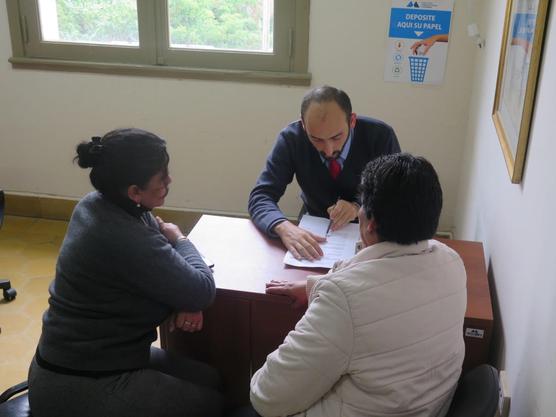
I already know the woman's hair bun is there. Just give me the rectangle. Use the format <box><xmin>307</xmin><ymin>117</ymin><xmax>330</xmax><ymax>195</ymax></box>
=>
<box><xmin>75</xmin><ymin>137</ymin><xmax>104</xmax><ymax>168</ymax></box>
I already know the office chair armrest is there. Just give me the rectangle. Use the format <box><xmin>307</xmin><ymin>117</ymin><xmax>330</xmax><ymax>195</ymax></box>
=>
<box><xmin>0</xmin><ymin>381</ymin><xmax>28</xmax><ymax>403</ymax></box>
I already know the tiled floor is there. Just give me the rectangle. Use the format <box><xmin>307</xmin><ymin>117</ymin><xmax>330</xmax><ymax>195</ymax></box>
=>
<box><xmin>0</xmin><ymin>215</ymin><xmax>165</xmax><ymax>394</ymax></box>
<box><xmin>0</xmin><ymin>216</ymin><xmax>66</xmax><ymax>393</ymax></box>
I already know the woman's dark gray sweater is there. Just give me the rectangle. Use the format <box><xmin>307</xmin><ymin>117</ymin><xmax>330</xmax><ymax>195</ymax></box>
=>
<box><xmin>38</xmin><ymin>192</ymin><xmax>215</xmax><ymax>372</ymax></box>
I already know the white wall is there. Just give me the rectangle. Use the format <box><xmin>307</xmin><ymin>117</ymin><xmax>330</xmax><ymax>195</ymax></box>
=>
<box><xmin>0</xmin><ymin>1</ymin><xmax>477</xmax><ymax>230</ymax></box>
<box><xmin>455</xmin><ymin>2</ymin><xmax>556</xmax><ymax>416</ymax></box>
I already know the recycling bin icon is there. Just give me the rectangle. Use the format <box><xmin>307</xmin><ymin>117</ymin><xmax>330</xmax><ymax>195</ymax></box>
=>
<box><xmin>408</xmin><ymin>55</ymin><xmax>429</xmax><ymax>83</ymax></box>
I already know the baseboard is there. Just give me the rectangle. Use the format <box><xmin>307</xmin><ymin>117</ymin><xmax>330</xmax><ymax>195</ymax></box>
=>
<box><xmin>3</xmin><ymin>192</ymin><xmax>248</xmax><ymax>234</ymax></box>
<box><xmin>5</xmin><ymin>193</ymin><xmax>451</xmax><ymax>239</ymax></box>
<box><xmin>4</xmin><ymin>193</ymin><xmax>76</xmax><ymax>220</ymax></box>
<box><xmin>435</xmin><ymin>230</ymin><xmax>454</xmax><ymax>239</ymax></box>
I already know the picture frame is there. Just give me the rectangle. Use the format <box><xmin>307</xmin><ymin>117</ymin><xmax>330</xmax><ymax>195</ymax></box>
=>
<box><xmin>492</xmin><ymin>0</ymin><xmax>549</xmax><ymax>183</ymax></box>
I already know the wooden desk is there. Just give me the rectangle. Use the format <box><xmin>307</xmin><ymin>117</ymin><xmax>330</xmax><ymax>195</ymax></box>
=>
<box><xmin>160</xmin><ymin>215</ymin><xmax>493</xmax><ymax>407</ymax></box>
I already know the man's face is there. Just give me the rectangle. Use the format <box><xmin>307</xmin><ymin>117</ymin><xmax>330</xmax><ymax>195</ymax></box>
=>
<box><xmin>302</xmin><ymin>101</ymin><xmax>356</xmax><ymax>160</ymax></box>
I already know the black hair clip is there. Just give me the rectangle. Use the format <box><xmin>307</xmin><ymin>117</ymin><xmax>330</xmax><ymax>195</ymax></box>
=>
<box><xmin>90</xmin><ymin>136</ymin><xmax>104</xmax><ymax>154</ymax></box>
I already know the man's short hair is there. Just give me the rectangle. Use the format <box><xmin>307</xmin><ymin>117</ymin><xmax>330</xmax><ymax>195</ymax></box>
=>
<box><xmin>300</xmin><ymin>85</ymin><xmax>352</xmax><ymax>123</ymax></box>
<box><xmin>360</xmin><ymin>153</ymin><xmax>442</xmax><ymax>244</ymax></box>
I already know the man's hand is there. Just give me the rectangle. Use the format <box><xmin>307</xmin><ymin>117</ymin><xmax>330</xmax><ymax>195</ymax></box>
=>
<box><xmin>266</xmin><ymin>280</ymin><xmax>308</xmax><ymax>309</ymax></box>
<box><xmin>169</xmin><ymin>311</ymin><xmax>203</xmax><ymax>332</ymax></box>
<box><xmin>156</xmin><ymin>216</ymin><xmax>186</xmax><ymax>244</ymax></box>
<box><xmin>327</xmin><ymin>200</ymin><xmax>359</xmax><ymax>231</ymax></box>
<box><xmin>274</xmin><ymin>221</ymin><xmax>325</xmax><ymax>261</ymax></box>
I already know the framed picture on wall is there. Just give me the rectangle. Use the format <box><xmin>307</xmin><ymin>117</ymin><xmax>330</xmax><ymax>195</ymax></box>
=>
<box><xmin>492</xmin><ymin>0</ymin><xmax>549</xmax><ymax>183</ymax></box>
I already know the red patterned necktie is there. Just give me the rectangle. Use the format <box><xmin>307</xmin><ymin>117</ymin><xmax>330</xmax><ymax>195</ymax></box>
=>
<box><xmin>329</xmin><ymin>158</ymin><xmax>341</xmax><ymax>180</ymax></box>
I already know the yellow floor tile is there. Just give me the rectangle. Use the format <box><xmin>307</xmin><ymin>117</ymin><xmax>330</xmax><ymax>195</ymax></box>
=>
<box><xmin>0</xmin><ymin>363</ymin><xmax>32</xmax><ymax>393</ymax></box>
<box><xmin>0</xmin><ymin>239</ymin><xmax>25</xmax><ymax>257</ymax></box>
<box><xmin>21</xmin><ymin>242</ymin><xmax>60</xmax><ymax>260</ymax></box>
<box><xmin>27</xmin><ymin>219</ymin><xmax>68</xmax><ymax>238</ymax></box>
<box><xmin>21</xmin><ymin>276</ymin><xmax>53</xmax><ymax>297</ymax></box>
<box><xmin>22</xmin><ymin>258</ymin><xmax>57</xmax><ymax>279</ymax></box>
<box><xmin>0</xmin><ymin>216</ymin><xmax>61</xmax><ymax>392</ymax></box>
<box><xmin>0</xmin><ymin>312</ymin><xmax>33</xmax><ymax>336</ymax></box>
<box><xmin>0</xmin><ymin>216</ymin><xmax>37</xmax><ymax>234</ymax></box>
<box><xmin>22</xmin><ymin>296</ymin><xmax>50</xmax><ymax>319</ymax></box>
<box><xmin>0</xmin><ymin>255</ymin><xmax>28</xmax><ymax>277</ymax></box>
<box><xmin>0</xmin><ymin>336</ymin><xmax>36</xmax><ymax>366</ymax></box>
<box><xmin>0</xmin><ymin>216</ymin><xmax>163</xmax><ymax>393</ymax></box>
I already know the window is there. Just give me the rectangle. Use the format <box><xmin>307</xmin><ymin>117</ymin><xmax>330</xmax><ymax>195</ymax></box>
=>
<box><xmin>6</xmin><ymin>0</ymin><xmax>310</xmax><ymax>83</ymax></box>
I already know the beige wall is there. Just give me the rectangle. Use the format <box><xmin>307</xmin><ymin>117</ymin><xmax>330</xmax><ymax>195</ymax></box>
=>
<box><xmin>455</xmin><ymin>2</ymin><xmax>556</xmax><ymax>416</ymax></box>
<box><xmin>0</xmin><ymin>1</ymin><xmax>477</xmax><ymax>230</ymax></box>
<box><xmin>4</xmin><ymin>2</ymin><xmax>556</xmax><ymax>414</ymax></box>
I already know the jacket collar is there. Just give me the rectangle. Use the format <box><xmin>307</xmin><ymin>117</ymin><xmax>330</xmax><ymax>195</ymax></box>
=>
<box><xmin>358</xmin><ymin>240</ymin><xmax>432</xmax><ymax>260</ymax></box>
<box><xmin>307</xmin><ymin>240</ymin><xmax>437</xmax><ymax>294</ymax></box>
<box><xmin>332</xmin><ymin>240</ymin><xmax>434</xmax><ymax>272</ymax></box>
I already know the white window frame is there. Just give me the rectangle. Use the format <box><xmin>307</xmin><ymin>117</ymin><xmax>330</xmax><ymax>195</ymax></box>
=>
<box><xmin>6</xmin><ymin>0</ymin><xmax>311</xmax><ymax>84</ymax></box>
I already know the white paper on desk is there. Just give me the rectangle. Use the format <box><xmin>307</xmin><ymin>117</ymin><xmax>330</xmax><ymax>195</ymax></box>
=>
<box><xmin>283</xmin><ymin>214</ymin><xmax>360</xmax><ymax>269</ymax></box>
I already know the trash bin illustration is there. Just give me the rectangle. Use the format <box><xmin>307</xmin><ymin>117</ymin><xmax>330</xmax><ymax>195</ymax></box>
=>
<box><xmin>408</xmin><ymin>55</ymin><xmax>429</xmax><ymax>83</ymax></box>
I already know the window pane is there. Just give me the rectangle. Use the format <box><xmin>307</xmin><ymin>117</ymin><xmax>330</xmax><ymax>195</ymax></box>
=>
<box><xmin>168</xmin><ymin>0</ymin><xmax>274</xmax><ymax>52</ymax></box>
<box><xmin>38</xmin><ymin>0</ymin><xmax>139</xmax><ymax>46</ymax></box>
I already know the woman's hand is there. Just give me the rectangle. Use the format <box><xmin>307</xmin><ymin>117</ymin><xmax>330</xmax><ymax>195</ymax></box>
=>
<box><xmin>169</xmin><ymin>311</ymin><xmax>204</xmax><ymax>332</ymax></box>
<box><xmin>156</xmin><ymin>216</ymin><xmax>185</xmax><ymax>244</ymax></box>
<box><xmin>266</xmin><ymin>280</ymin><xmax>308</xmax><ymax>309</ymax></box>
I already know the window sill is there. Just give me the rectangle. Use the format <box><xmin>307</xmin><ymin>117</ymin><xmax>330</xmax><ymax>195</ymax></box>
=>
<box><xmin>9</xmin><ymin>56</ymin><xmax>312</xmax><ymax>86</ymax></box>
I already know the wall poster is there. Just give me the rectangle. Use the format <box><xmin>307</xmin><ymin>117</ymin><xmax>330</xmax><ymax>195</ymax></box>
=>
<box><xmin>385</xmin><ymin>0</ymin><xmax>454</xmax><ymax>85</ymax></box>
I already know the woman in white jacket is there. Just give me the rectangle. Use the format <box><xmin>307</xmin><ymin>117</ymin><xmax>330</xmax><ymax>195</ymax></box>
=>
<box><xmin>249</xmin><ymin>153</ymin><xmax>467</xmax><ymax>417</ymax></box>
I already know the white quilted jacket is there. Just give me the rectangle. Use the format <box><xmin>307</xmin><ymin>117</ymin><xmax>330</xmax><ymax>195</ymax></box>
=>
<box><xmin>251</xmin><ymin>240</ymin><xmax>467</xmax><ymax>417</ymax></box>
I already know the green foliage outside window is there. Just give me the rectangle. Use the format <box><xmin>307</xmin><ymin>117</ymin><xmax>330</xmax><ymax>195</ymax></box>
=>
<box><xmin>8</xmin><ymin>0</ymin><xmax>308</xmax><ymax>81</ymax></box>
<box><xmin>55</xmin><ymin>0</ymin><xmax>139</xmax><ymax>44</ymax></box>
<box><xmin>52</xmin><ymin>0</ymin><xmax>272</xmax><ymax>50</ymax></box>
<box><xmin>168</xmin><ymin>0</ymin><xmax>273</xmax><ymax>51</ymax></box>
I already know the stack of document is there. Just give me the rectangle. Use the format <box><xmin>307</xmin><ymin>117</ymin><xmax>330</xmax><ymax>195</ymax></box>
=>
<box><xmin>283</xmin><ymin>214</ymin><xmax>360</xmax><ymax>269</ymax></box>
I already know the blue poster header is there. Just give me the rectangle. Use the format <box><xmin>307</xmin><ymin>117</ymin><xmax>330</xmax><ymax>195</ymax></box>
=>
<box><xmin>389</xmin><ymin>8</ymin><xmax>452</xmax><ymax>39</ymax></box>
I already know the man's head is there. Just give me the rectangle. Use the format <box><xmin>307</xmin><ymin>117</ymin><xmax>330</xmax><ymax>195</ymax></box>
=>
<box><xmin>300</xmin><ymin>86</ymin><xmax>356</xmax><ymax>160</ymax></box>
<box><xmin>358</xmin><ymin>153</ymin><xmax>443</xmax><ymax>246</ymax></box>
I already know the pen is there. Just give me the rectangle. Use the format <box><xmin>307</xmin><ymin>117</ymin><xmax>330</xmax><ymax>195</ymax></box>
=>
<box><xmin>325</xmin><ymin>218</ymin><xmax>332</xmax><ymax>236</ymax></box>
<box><xmin>326</xmin><ymin>196</ymin><xmax>340</xmax><ymax>235</ymax></box>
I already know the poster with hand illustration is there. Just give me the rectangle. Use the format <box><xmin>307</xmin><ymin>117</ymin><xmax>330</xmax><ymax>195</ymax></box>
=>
<box><xmin>384</xmin><ymin>0</ymin><xmax>454</xmax><ymax>85</ymax></box>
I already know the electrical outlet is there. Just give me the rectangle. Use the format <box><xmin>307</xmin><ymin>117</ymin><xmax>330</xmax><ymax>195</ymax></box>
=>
<box><xmin>498</xmin><ymin>370</ymin><xmax>511</xmax><ymax>417</ymax></box>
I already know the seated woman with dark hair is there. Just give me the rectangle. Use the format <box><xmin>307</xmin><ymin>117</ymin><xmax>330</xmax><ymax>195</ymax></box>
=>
<box><xmin>28</xmin><ymin>129</ymin><xmax>222</xmax><ymax>417</ymax></box>
<box><xmin>251</xmin><ymin>153</ymin><xmax>467</xmax><ymax>417</ymax></box>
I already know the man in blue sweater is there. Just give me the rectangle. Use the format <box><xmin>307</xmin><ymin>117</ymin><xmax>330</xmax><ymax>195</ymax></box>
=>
<box><xmin>248</xmin><ymin>86</ymin><xmax>400</xmax><ymax>261</ymax></box>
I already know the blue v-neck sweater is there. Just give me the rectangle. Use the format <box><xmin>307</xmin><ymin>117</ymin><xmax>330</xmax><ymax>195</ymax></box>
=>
<box><xmin>248</xmin><ymin>116</ymin><xmax>401</xmax><ymax>236</ymax></box>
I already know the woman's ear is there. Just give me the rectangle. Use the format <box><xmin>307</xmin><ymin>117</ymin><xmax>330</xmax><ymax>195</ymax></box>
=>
<box><xmin>127</xmin><ymin>185</ymin><xmax>141</xmax><ymax>205</ymax></box>
<box><xmin>363</xmin><ymin>218</ymin><xmax>380</xmax><ymax>246</ymax></box>
<box><xmin>366</xmin><ymin>217</ymin><xmax>377</xmax><ymax>235</ymax></box>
